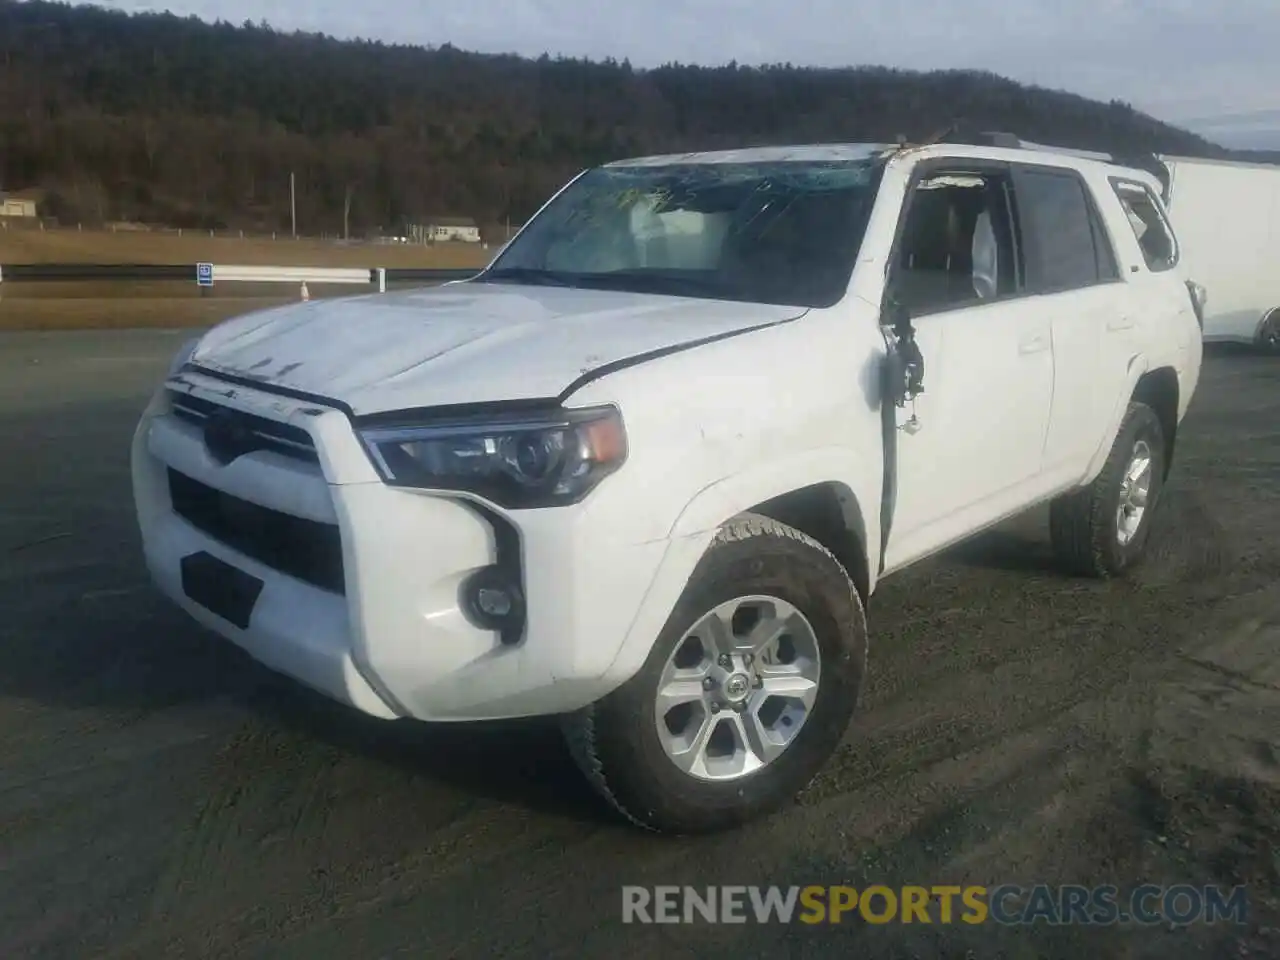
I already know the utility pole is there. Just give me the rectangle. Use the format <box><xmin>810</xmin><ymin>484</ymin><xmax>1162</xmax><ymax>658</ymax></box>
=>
<box><xmin>290</xmin><ymin>171</ymin><xmax>297</xmax><ymax>239</ymax></box>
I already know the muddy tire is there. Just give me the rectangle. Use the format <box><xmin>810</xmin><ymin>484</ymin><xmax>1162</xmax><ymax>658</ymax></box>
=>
<box><xmin>1049</xmin><ymin>402</ymin><xmax>1166</xmax><ymax>579</ymax></box>
<box><xmin>561</xmin><ymin>513</ymin><xmax>867</xmax><ymax>834</ymax></box>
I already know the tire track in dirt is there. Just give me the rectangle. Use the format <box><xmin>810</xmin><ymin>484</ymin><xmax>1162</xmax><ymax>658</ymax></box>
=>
<box><xmin>137</xmin><ymin>718</ymin><xmax>425</xmax><ymax>947</ymax></box>
<box><xmin>125</xmin><ymin>697</ymin><xmax>627</xmax><ymax>957</ymax></box>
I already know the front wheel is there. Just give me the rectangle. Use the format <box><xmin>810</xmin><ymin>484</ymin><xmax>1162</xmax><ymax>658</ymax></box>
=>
<box><xmin>1049</xmin><ymin>401</ymin><xmax>1166</xmax><ymax>578</ymax></box>
<box><xmin>562</xmin><ymin>513</ymin><xmax>867</xmax><ymax>834</ymax></box>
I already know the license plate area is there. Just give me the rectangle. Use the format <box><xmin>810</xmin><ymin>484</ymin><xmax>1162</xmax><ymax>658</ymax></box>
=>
<box><xmin>180</xmin><ymin>551</ymin><xmax>264</xmax><ymax>629</ymax></box>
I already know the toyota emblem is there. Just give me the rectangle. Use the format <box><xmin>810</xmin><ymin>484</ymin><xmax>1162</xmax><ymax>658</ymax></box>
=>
<box><xmin>203</xmin><ymin>409</ymin><xmax>255</xmax><ymax>465</ymax></box>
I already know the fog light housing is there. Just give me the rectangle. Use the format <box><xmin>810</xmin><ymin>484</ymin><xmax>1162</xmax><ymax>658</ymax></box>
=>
<box><xmin>461</xmin><ymin>565</ymin><xmax>526</xmax><ymax>645</ymax></box>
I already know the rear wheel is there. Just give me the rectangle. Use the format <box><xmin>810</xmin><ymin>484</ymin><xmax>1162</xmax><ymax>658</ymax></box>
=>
<box><xmin>562</xmin><ymin>513</ymin><xmax>867</xmax><ymax>834</ymax></box>
<box><xmin>1257</xmin><ymin>309</ymin><xmax>1280</xmax><ymax>355</ymax></box>
<box><xmin>1049</xmin><ymin>401</ymin><xmax>1166</xmax><ymax>578</ymax></box>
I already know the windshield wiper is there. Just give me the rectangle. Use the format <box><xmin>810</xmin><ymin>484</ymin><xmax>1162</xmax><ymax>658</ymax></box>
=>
<box><xmin>478</xmin><ymin>267</ymin><xmax>577</xmax><ymax>288</ymax></box>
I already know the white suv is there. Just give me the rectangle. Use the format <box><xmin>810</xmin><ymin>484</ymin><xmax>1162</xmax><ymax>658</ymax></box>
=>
<box><xmin>132</xmin><ymin>136</ymin><xmax>1203</xmax><ymax>834</ymax></box>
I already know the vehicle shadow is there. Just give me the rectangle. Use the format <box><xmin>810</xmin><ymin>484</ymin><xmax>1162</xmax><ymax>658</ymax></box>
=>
<box><xmin>944</xmin><ymin>529</ymin><xmax>1062</xmax><ymax>575</ymax></box>
<box><xmin>238</xmin><ymin>658</ymin><xmax>618</xmax><ymax>826</ymax></box>
<box><xmin>1202</xmin><ymin>341</ymin><xmax>1263</xmax><ymax>359</ymax></box>
<box><xmin>941</xmin><ymin>508</ymin><xmax>1064</xmax><ymax>576</ymax></box>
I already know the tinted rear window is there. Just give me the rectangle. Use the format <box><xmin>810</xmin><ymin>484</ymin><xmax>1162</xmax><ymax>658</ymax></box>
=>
<box><xmin>1016</xmin><ymin>170</ymin><xmax>1114</xmax><ymax>291</ymax></box>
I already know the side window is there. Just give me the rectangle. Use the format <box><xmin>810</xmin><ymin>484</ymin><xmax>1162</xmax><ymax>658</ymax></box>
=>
<box><xmin>890</xmin><ymin>170</ymin><xmax>1020</xmax><ymax>315</ymax></box>
<box><xmin>1014</xmin><ymin>169</ymin><xmax>1116</xmax><ymax>292</ymax></box>
<box><xmin>1109</xmin><ymin>179</ymin><xmax>1178</xmax><ymax>272</ymax></box>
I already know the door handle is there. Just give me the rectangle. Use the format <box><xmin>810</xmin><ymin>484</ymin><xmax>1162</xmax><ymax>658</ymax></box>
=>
<box><xmin>1018</xmin><ymin>334</ymin><xmax>1048</xmax><ymax>355</ymax></box>
<box><xmin>1107</xmin><ymin>315</ymin><xmax>1135</xmax><ymax>331</ymax></box>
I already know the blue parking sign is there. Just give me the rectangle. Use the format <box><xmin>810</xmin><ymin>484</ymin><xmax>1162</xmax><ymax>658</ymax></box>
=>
<box><xmin>196</xmin><ymin>262</ymin><xmax>214</xmax><ymax>287</ymax></box>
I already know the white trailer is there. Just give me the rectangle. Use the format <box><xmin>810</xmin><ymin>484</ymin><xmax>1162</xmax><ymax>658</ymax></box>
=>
<box><xmin>1160</xmin><ymin>155</ymin><xmax>1280</xmax><ymax>351</ymax></box>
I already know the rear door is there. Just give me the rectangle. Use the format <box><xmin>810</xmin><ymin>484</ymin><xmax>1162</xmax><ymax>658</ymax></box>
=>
<box><xmin>1108</xmin><ymin>174</ymin><xmax>1200</xmax><ymax>349</ymax></box>
<box><xmin>1105</xmin><ymin>174</ymin><xmax>1203</xmax><ymax>407</ymax></box>
<box><xmin>1010</xmin><ymin>163</ymin><xmax>1136</xmax><ymax>486</ymax></box>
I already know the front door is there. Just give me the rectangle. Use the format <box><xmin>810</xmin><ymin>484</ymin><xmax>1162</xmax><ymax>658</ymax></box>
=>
<box><xmin>879</xmin><ymin>163</ymin><xmax>1054</xmax><ymax>572</ymax></box>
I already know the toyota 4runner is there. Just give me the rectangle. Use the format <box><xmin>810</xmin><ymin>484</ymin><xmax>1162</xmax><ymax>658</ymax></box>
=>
<box><xmin>132</xmin><ymin>135</ymin><xmax>1204</xmax><ymax>834</ymax></box>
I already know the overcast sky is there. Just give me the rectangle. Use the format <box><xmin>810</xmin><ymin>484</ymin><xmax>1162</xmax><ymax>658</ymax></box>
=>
<box><xmin>96</xmin><ymin>0</ymin><xmax>1280</xmax><ymax>149</ymax></box>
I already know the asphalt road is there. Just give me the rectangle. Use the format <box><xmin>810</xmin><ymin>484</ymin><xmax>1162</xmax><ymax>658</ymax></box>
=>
<box><xmin>1</xmin><ymin>330</ymin><xmax>1277</xmax><ymax>959</ymax></box>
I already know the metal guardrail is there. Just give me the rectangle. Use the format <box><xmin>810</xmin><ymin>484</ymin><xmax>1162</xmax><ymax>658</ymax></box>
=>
<box><xmin>209</xmin><ymin>264</ymin><xmax>373</xmax><ymax>285</ymax></box>
<box><xmin>0</xmin><ymin>264</ymin><xmax>482</xmax><ymax>285</ymax></box>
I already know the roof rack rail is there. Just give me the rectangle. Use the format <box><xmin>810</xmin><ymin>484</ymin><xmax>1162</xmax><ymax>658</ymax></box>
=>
<box><xmin>971</xmin><ymin>131</ymin><xmax>1175</xmax><ymax>203</ymax></box>
<box><xmin>973</xmin><ymin>131</ymin><xmax>1022</xmax><ymax>148</ymax></box>
<box><xmin>906</xmin><ymin>123</ymin><xmax>1174</xmax><ymax>203</ymax></box>
<box><xmin>934</xmin><ymin>124</ymin><xmax>1022</xmax><ymax>149</ymax></box>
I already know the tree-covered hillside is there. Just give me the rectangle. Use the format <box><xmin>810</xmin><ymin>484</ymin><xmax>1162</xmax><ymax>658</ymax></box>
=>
<box><xmin>0</xmin><ymin>0</ymin><xmax>1234</xmax><ymax>235</ymax></box>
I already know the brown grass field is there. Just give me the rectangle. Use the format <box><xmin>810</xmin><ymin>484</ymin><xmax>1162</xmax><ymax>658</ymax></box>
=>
<box><xmin>0</xmin><ymin>227</ymin><xmax>496</xmax><ymax>331</ymax></box>
<box><xmin>0</xmin><ymin>225</ymin><xmax>496</xmax><ymax>268</ymax></box>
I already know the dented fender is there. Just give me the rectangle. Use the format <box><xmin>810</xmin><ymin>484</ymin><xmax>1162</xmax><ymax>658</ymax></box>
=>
<box><xmin>595</xmin><ymin>448</ymin><xmax>881</xmax><ymax>690</ymax></box>
<box><xmin>668</xmin><ymin>446</ymin><xmax>879</xmax><ymax>551</ymax></box>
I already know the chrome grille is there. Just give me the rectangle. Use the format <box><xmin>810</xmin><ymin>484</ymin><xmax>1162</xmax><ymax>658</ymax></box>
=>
<box><xmin>167</xmin><ymin>390</ymin><xmax>319</xmax><ymax>464</ymax></box>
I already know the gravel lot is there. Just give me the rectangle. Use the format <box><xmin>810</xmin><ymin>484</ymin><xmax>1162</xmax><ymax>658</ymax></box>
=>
<box><xmin>1</xmin><ymin>329</ymin><xmax>1277</xmax><ymax>959</ymax></box>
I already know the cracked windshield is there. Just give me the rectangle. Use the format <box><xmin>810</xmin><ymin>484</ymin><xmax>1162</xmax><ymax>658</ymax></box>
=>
<box><xmin>482</xmin><ymin>161</ymin><xmax>877</xmax><ymax>306</ymax></box>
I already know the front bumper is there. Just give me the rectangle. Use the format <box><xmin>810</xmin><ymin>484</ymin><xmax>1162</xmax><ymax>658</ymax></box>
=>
<box><xmin>132</xmin><ymin>371</ymin><xmax>672</xmax><ymax>721</ymax></box>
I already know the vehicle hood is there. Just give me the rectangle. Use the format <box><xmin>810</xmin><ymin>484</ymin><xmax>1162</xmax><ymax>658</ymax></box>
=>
<box><xmin>188</xmin><ymin>282</ymin><xmax>805</xmax><ymax>415</ymax></box>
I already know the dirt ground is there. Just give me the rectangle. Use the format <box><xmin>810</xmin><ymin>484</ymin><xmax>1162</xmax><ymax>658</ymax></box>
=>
<box><xmin>0</xmin><ymin>330</ymin><xmax>1276</xmax><ymax>959</ymax></box>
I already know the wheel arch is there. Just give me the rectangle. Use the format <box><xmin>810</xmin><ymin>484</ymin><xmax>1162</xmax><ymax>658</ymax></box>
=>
<box><xmin>599</xmin><ymin>468</ymin><xmax>877</xmax><ymax>696</ymax></box>
<box><xmin>1131</xmin><ymin>365</ymin><xmax>1180</xmax><ymax>479</ymax></box>
<box><xmin>744</xmin><ymin>482</ymin><xmax>872</xmax><ymax>604</ymax></box>
<box><xmin>1083</xmin><ymin>357</ymin><xmax>1181</xmax><ymax>484</ymax></box>
<box><xmin>1255</xmin><ymin>306</ymin><xmax>1280</xmax><ymax>352</ymax></box>
<box><xmin>665</xmin><ymin>450</ymin><xmax>880</xmax><ymax>601</ymax></box>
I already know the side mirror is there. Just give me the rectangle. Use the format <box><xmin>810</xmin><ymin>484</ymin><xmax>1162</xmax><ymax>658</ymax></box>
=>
<box><xmin>881</xmin><ymin>294</ymin><xmax>924</xmax><ymax>408</ymax></box>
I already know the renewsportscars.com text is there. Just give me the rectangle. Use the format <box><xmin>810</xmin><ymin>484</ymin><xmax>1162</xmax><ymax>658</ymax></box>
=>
<box><xmin>621</xmin><ymin>884</ymin><xmax>1250</xmax><ymax>926</ymax></box>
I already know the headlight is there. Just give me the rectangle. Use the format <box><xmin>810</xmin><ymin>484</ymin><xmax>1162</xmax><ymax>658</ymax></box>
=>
<box><xmin>359</xmin><ymin>405</ymin><xmax>627</xmax><ymax>508</ymax></box>
<box><xmin>167</xmin><ymin>337</ymin><xmax>200</xmax><ymax>377</ymax></box>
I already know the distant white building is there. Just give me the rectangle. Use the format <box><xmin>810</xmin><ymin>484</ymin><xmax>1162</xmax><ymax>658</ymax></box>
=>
<box><xmin>418</xmin><ymin>216</ymin><xmax>481</xmax><ymax>243</ymax></box>
<box><xmin>0</xmin><ymin>191</ymin><xmax>39</xmax><ymax>218</ymax></box>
